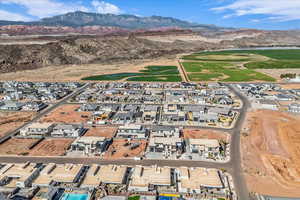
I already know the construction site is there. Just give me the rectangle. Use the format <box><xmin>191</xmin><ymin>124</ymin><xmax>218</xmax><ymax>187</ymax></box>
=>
<box><xmin>241</xmin><ymin>109</ymin><xmax>300</xmax><ymax>197</ymax></box>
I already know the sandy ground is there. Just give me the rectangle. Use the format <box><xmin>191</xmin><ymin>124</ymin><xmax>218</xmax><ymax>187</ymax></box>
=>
<box><xmin>140</xmin><ymin>35</ymin><xmax>221</xmax><ymax>43</ymax></box>
<box><xmin>84</xmin><ymin>127</ymin><xmax>117</xmax><ymax>138</ymax></box>
<box><xmin>29</xmin><ymin>138</ymin><xmax>74</xmax><ymax>156</ymax></box>
<box><xmin>0</xmin><ymin>112</ymin><xmax>35</xmax><ymax>137</ymax></box>
<box><xmin>40</xmin><ymin>104</ymin><xmax>91</xmax><ymax>123</ymax></box>
<box><xmin>241</xmin><ymin>109</ymin><xmax>300</xmax><ymax>197</ymax></box>
<box><xmin>0</xmin><ymin>138</ymin><xmax>38</xmax><ymax>155</ymax></box>
<box><xmin>183</xmin><ymin>129</ymin><xmax>230</xmax><ymax>143</ymax></box>
<box><xmin>279</xmin><ymin>83</ymin><xmax>300</xmax><ymax>90</ymax></box>
<box><xmin>256</xmin><ymin>69</ymin><xmax>300</xmax><ymax>81</ymax></box>
<box><xmin>103</xmin><ymin>139</ymin><xmax>147</xmax><ymax>159</ymax></box>
<box><xmin>0</xmin><ymin>56</ymin><xmax>179</xmax><ymax>82</ymax></box>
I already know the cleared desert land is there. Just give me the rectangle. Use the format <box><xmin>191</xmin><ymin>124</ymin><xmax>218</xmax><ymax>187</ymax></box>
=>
<box><xmin>241</xmin><ymin>109</ymin><xmax>300</xmax><ymax>197</ymax></box>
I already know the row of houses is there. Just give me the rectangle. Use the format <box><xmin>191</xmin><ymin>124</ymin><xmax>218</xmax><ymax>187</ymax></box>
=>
<box><xmin>91</xmin><ymin>82</ymin><xmax>222</xmax><ymax>90</ymax></box>
<box><xmin>0</xmin><ymin>101</ymin><xmax>47</xmax><ymax>111</ymax></box>
<box><xmin>79</xmin><ymin>103</ymin><xmax>236</xmax><ymax>127</ymax></box>
<box><xmin>0</xmin><ymin>163</ymin><xmax>232</xmax><ymax>198</ymax></box>
<box><xmin>74</xmin><ymin>83</ymin><xmax>239</xmax><ymax>108</ymax></box>
<box><xmin>236</xmin><ymin>83</ymin><xmax>300</xmax><ymax>113</ymax></box>
<box><xmin>236</xmin><ymin>83</ymin><xmax>299</xmax><ymax>102</ymax></box>
<box><xmin>18</xmin><ymin>123</ymin><xmax>228</xmax><ymax>160</ymax></box>
<box><xmin>0</xmin><ymin>81</ymin><xmax>82</xmax><ymax>102</ymax></box>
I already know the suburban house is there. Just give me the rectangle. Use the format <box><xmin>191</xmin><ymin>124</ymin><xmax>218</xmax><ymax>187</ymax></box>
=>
<box><xmin>0</xmin><ymin>163</ymin><xmax>41</xmax><ymax>188</ymax></box>
<box><xmin>112</xmin><ymin>112</ymin><xmax>136</xmax><ymax>124</ymax></box>
<box><xmin>288</xmin><ymin>103</ymin><xmax>300</xmax><ymax>113</ymax></box>
<box><xmin>148</xmin><ymin>137</ymin><xmax>185</xmax><ymax>158</ymax></box>
<box><xmin>142</xmin><ymin>111</ymin><xmax>158</xmax><ymax>123</ymax></box>
<box><xmin>256</xmin><ymin>100</ymin><xmax>278</xmax><ymax>110</ymax></box>
<box><xmin>0</xmin><ymin>101</ymin><xmax>24</xmax><ymax>111</ymax></box>
<box><xmin>208</xmin><ymin>107</ymin><xmax>232</xmax><ymax>116</ymax></box>
<box><xmin>116</xmin><ymin>125</ymin><xmax>148</xmax><ymax>139</ymax></box>
<box><xmin>20</xmin><ymin>123</ymin><xmax>55</xmax><ymax>137</ymax></box>
<box><xmin>177</xmin><ymin>167</ymin><xmax>224</xmax><ymax>194</ymax></box>
<box><xmin>151</xmin><ymin>126</ymin><xmax>180</xmax><ymax>138</ymax></box>
<box><xmin>51</xmin><ymin>124</ymin><xmax>86</xmax><ymax>138</ymax></box>
<box><xmin>79</xmin><ymin>104</ymin><xmax>98</xmax><ymax>112</ymax></box>
<box><xmin>188</xmin><ymin>139</ymin><xmax>220</xmax><ymax>159</ymax></box>
<box><xmin>22</xmin><ymin>101</ymin><xmax>47</xmax><ymax>111</ymax></box>
<box><xmin>70</xmin><ymin>136</ymin><xmax>111</xmax><ymax>156</ymax></box>
<box><xmin>97</xmin><ymin>165</ymin><xmax>128</xmax><ymax>185</ymax></box>
<box><xmin>33</xmin><ymin>163</ymin><xmax>85</xmax><ymax>187</ymax></box>
<box><xmin>275</xmin><ymin>93</ymin><xmax>294</xmax><ymax>101</ymax></box>
<box><xmin>128</xmin><ymin>166</ymin><xmax>173</xmax><ymax>192</ymax></box>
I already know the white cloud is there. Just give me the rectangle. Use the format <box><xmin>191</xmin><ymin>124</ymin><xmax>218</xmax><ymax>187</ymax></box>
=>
<box><xmin>0</xmin><ymin>9</ymin><xmax>32</xmax><ymax>21</ymax></box>
<box><xmin>1</xmin><ymin>0</ymin><xmax>89</xmax><ymax>18</ymax></box>
<box><xmin>213</xmin><ymin>0</ymin><xmax>300</xmax><ymax>21</ymax></box>
<box><xmin>92</xmin><ymin>0</ymin><xmax>121</xmax><ymax>14</ymax></box>
<box><xmin>251</xmin><ymin>19</ymin><xmax>261</xmax><ymax>23</ymax></box>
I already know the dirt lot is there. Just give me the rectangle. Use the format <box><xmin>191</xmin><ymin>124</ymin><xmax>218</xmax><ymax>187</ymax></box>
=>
<box><xmin>84</xmin><ymin>127</ymin><xmax>117</xmax><ymax>138</ymax></box>
<box><xmin>279</xmin><ymin>83</ymin><xmax>300</xmax><ymax>90</ymax></box>
<box><xmin>0</xmin><ymin>56</ymin><xmax>179</xmax><ymax>82</ymax></box>
<box><xmin>39</xmin><ymin>104</ymin><xmax>91</xmax><ymax>123</ymax></box>
<box><xmin>241</xmin><ymin>109</ymin><xmax>300</xmax><ymax>197</ymax></box>
<box><xmin>104</xmin><ymin>139</ymin><xmax>147</xmax><ymax>159</ymax></box>
<box><xmin>0</xmin><ymin>138</ymin><xmax>38</xmax><ymax>155</ymax></box>
<box><xmin>256</xmin><ymin>69</ymin><xmax>300</xmax><ymax>81</ymax></box>
<box><xmin>29</xmin><ymin>138</ymin><xmax>74</xmax><ymax>156</ymax></box>
<box><xmin>183</xmin><ymin>129</ymin><xmax>230</xmax><ymax>143</ymax></box>
<box><xmin>0</xmin><ymin>112</ymin><xmax>35</xmax><ymax>137</ymax></box>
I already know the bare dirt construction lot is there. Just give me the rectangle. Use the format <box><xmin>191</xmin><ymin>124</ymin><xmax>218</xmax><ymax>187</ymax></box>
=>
<box><xmin>0</xmin><ymin>112</ymin><xmax>35</xmax><ymax>137</ymax></box>
<box><xmin>104</xmin><ymin>139</ymin><xmax>147</xmax><ymax>159</ymax></box>
<box><xmin>183</xmin><ymin>129</ymin><xmax>230</xmax><ymax>143</ymax></box>
<box><xmin>0</xmin><ymin>138</ymin><xmax>38</xmax><ymax>155</ymax></box>
<box><xmin>84</xmin><ymin>127</ymin><xmax>117</xmax><ymax>138</ymax></box>
<box><xmin>241</xmin><ymin>109</ymin><xmax>300</xmax><ymax>197</ymax></box>
<box><xmin>29</xmin><ymin>138</ymin><xmax>74</xmax><ymax>156</ymax></box>
<box><xmin>40</xmin><ymin>104</ymin><xmax>91</xmax><ymax>123</ymax></box>
<box><xmin>0</xmin><ymin>56</ymin><xmax>179</xmax><ymax>82</ymax></box>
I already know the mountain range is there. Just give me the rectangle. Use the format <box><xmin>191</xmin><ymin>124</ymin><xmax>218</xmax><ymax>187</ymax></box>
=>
<box><xmin>0</xmin><ymin>11</ymin><xmax>221</xmax><ymax>30</ymax></box>
<box><xmin>1</xmin><ymin>11</ymin><xmax>300</xmax><ymax>74</ymax></box>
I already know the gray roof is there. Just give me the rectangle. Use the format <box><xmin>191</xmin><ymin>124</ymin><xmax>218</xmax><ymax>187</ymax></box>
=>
<box><xmin>151</xmin><ymin>126</ymin><xmax>176</xmax><ymax>132</ymax></box>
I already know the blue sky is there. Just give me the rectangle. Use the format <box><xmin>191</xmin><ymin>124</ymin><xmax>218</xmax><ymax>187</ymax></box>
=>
<box><xmin>0</xmin><ymin>0</ymin><xmax>299</xmax><ymax>30</ymax></box>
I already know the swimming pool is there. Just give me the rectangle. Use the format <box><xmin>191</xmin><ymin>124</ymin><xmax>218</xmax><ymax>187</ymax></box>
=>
<box><xmin>60</xmin><ymin>193</ymin><xmax>88</xmax><ymax>200</ymax></box>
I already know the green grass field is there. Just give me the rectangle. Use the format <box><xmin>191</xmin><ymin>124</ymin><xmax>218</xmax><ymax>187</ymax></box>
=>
<box><xmin>82</xmin><ymin>73</ymin><xmax>141</xmax><ymax>81</ymax></box>
<box><xmin>83</xmin><ymin>49</ymin><xmax>299</xmax><ymax>82</ymax></box>
<box><xmin>127</xmin><ymin>75</ymin><xmax>182</xmax><ymax>82</ymax></box>
<box><xmin>245</xmin><ymin>60</ymin><xmax>300</xmax><ymax>69</ymax></box>
<box><xmin>183</xmin><ymin>62</ymin><xmax>233</xmax><ymax>73</ymax></box>
<box><xmin>128</xmin><ymin>196</ymin><xmax>140</xmax><ymax>200</ymax></box>
<box><xmin>82</xmin><ymin>65</ymin><xmax>182</xmax><ymax>82</ymax></box>
<box><xmin>181</xmin><ymin>49</ymin><xmax>300</xmax><ymax>82</ymax></box>
<box><xmin>186</xmin><ymin>49</ymin><xmax>300</xmax><ymax>60</ymax></box>
<box><xmin>188</xmin><ymin>73</ymin><xmax>223</xmax><ymax>81</ymax></box>
<box><xmin>183</xmin><ymin>62</ymin><xmax>276</xmax><ymax>82</ymax></box>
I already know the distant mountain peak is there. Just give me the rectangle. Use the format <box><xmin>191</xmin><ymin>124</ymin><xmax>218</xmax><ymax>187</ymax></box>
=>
<box><xmin>0</xmin><ymin>11</ymin><xmax>221</xmax><ymax>30</ymax></box>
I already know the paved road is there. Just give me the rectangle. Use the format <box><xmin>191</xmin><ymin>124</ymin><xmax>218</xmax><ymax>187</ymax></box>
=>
<box><xmin>0</xmin><ymin>156</ymin><xmax>232</xmax><ymax>168</ymax></box>
<box><xmin>0</xmin><ymin>83</ymin><xmax>90</xmax><ymax>144</ymax></box>
<box><xmin>226</xmin><ymin>84</ymin><xmax>251</xmax><ymax>200</ymax></box>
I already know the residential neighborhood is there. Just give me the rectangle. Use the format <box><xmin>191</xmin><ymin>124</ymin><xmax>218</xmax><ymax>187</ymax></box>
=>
<box><xmin>0</xmin><ymin>81</ymin><xmax>298</xmax><ymax>200</ymax></box>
